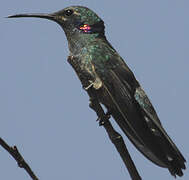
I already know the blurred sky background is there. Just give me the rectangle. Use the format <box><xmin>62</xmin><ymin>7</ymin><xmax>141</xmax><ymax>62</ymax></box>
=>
<box><xmin>0</xmin><ymin>0</ymin><xmax>188</xmax><ymax>180</ymax></box>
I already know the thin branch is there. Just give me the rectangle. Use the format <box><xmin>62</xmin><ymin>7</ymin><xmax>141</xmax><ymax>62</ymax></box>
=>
<box><xmin>103</xmin><ymin>121</ymin><xmax>142</xmax><ymax>180</ymax></box>
<box><xmin>0</xmin><ymin>137</ymin><xmax>39</xmax><ymax>180</ymax></box>
<box><xmin>87</xmin><ymin>89</ymin><xmax>142</xmax><ymax>180</ymax></box>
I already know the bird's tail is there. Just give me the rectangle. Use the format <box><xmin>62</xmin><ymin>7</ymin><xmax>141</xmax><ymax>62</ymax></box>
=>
<box><xmin>153</xmin><ymin>127</ymin><xmax>186</xmax><ymax>177</ymax></box>
<box><xmin>168</xmin><ymin>158</ymin><xmax>185</xmax><ymax>177</ymax></box>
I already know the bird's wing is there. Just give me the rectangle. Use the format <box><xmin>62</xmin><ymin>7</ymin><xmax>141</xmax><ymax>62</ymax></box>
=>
<box><xmin>91</xmin><ymin>44</ymin><xmax>185</xmax><ymax>168</ymax></box>
<box><xmin>91</xmin><ymin>55</ymin><xmax>165</xmax><ymax>166</ymax></box>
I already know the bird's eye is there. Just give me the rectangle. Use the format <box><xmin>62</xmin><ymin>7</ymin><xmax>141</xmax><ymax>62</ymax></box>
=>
<box><xmin>65</xmin><ymin>9</ymin><xmax>73</xmax><ymax>16</ymax></box>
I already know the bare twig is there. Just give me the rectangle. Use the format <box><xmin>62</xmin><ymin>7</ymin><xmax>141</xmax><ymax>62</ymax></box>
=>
<box><xmin>0</xmin><ymin>137</ymin><xmax>39</xmax><ymax>180</ymax></box>
<box><xmin>87</xmin><ymin>89</ymin><xmax>142</xmax><ymax>180</ymax></box>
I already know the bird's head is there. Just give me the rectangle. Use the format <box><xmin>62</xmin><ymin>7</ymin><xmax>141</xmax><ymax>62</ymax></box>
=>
<box><xmin>8</xmin><ymin>6</ymin><xmax>105</xmax><ymax>38</ymax></box>
<box><xmin>8</xmin><ymin>6</ymin><xmax>106</xmax><ymax>54</ymax></box>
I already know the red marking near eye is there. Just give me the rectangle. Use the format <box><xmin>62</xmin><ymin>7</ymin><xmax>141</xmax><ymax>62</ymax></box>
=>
<box><xmin>79</xmin><ymin>24</ymin><xmax>91</xmax><ymax>32</ymax></box>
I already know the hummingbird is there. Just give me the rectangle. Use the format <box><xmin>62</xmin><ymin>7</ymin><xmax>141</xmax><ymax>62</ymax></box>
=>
<box><xmin>8</xmin><ymin>6</ymin><xmax>186</xmax><ymax>177</ymax></box>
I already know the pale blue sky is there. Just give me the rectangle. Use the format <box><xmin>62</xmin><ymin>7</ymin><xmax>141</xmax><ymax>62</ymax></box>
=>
<box><xmin>1</xmin><ymin>1</ymin><xmax>188</xmax><ymax>180</ymax></box>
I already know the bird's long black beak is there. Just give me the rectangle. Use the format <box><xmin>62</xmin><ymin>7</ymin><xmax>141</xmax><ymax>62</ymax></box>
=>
<box><xmin>7</xmin><ymin>13</ymin><xmax>56</xmax><ymax>21</ymax></box>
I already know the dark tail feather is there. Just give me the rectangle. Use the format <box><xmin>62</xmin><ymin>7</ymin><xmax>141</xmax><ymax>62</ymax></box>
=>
<box><xmin>166</xmin><ymin>145</ymin><xmax>186</xmax><ymax>177</ymax></box>
<box><xmin>168</xmin><ymin>157</ymin><xmax>186</xmax><ymax>177</ymax></box>
<box><xmin>152</xmin><ymin>126</ymin><xmax>186</xmax><ymax>177</ymax></box>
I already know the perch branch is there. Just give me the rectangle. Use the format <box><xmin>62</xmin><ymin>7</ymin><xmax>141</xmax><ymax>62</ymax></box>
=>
<box><xmin>0</xmin><ymin>137</ymin><xmax>39</xmax><ymax>180</ymax></box>
<box><xmin>87</xmin><ymin>89</ymin><xmax>142</xmax><ymax>180</ymax></box>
